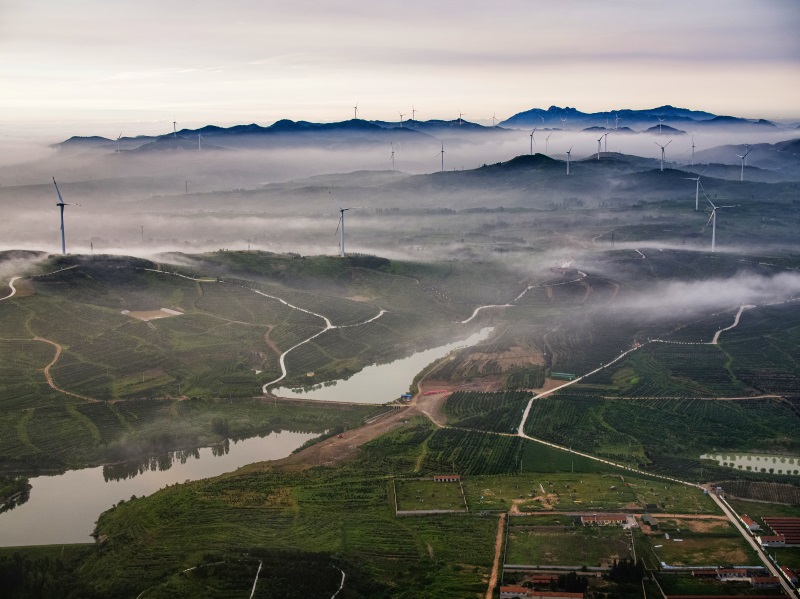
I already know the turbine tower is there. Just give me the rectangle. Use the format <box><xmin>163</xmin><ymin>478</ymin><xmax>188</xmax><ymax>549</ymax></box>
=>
<box><xmin>53</xmin><ymin>178</ymin><xmax>79</xmax><ymax>255</ymax></box>
<box><xmin>458</xmin><ymin>111</ymin><xmax>464</xmax><ymax>125</ymax></box>
<box><xmin>435</xmin><ymin>141</ymin><xmax>445</xmax><ymax>172</ymax></box>
<box><xmin>197</xmin><ymin>134</ymin><xmax>206</xmax><ymax>151</ymax></box>
<box><xmin>657</xmin><ymin>116</ymin><xmax>664</xmax><ymax>134</ymax></box>
<box><xmin>173</xmin><ymin>120</ymin><xmax>177</xmax><ymax>138</ymax></box>
<box><xmin>116</xmin><ymin>133</ymin><xmax>122</xmax><ymax>154</ymax></box>
<box><xmin>329</xmin><ymin>190</ymin><xmax>351</xmax><ymax>257</ymax></box>
<box><xmin>596</xmin><ymin>135</ymin><xmax>603</xmax><ymax>160</ymax></box>
<box><xmin>614</xmin><ymin>113</ymin><xmax>620</xmax><ymax>130</ymax></box>
<box><xmin>737</xmin><ymin>147</ymin><xmax>752</xmax><ymax>181</ymax></box>
<box><xmin>654</xmin><ymin>140</ymin><xmax>672</xmax><ymax>171</ymax></box>
<box><xmin>683</xmin><ymin>167</ymin><xmax>708</xmax><ymax>211</ymax></box>
<box><xmin>530</xmin><ymin>128</ymin><xmax>536</xmax><ymax>155</ymax></box>
<box><xmin>390</xmin><ymin>142</ymin><xmax>395</xmax><ymax>171</ymax></box>
<box><xmin>545</xmin><ymin>132</ymin><xmax>552</xmax><ymax>156</ymax></box>
<box><xmin>691</xmin><ymin>136</ymin><xmax>696</xmax><ymax>166</ymax></box>
<box><xmin>399</xmin><ymin>112</ymin><xmax>405</xmax><ymax>127</ymax></box>
<box><xmin>560</xmin><ymin>116</ymin><xmax>567</xmax><ymax>130</ymax></box>
<box><xmin>353</xmin><ymin>102</ymin><xmax>358</xmax><ymax>120</ymax></box>
<box><xmin>566</xmin><ymin>146</ymin><xmax>573</xmax><ymax>175</ymax></box>
<box><xmin>412</xmin><ymin>106</ymin><xmax>417</xmax><ymax>122</ymax></box>
<box><xmin>492</xmin><ymin>113</ymin><xmax>498</xmax><ymax>127</ymax></box>
<box><xmin>603</xmin><ymin>132</ymin><xmax>609</xmax><ymax>153</ymax></box>
<box><xmin>703</xmin><ymin>195</ymin><xmax>736</xmax><ymax>253</ymax></box>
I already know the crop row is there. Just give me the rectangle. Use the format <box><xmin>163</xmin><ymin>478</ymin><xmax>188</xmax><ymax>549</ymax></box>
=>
<box><xmin>424</xmin><ymin>428</ymin><xmax>525</xmax><ymax>475</ymax></box>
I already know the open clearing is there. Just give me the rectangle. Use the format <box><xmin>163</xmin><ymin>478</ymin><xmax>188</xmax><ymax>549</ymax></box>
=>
<box><xmin>394</xmin><ymin>478</ymin><xmax>466</xmax><ymax>512</ymax></box>
<box><xmin>123</xmin><ymin>308</ymin><xmax>183</xmax><ymax>321</ymax></box>
<box><xmin>505</xmin><ymin>525</ymin><xmax>632</xmax><ymax>567</ymax></box>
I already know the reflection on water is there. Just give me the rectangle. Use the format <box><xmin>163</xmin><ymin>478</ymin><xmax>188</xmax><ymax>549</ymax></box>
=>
<box><xmin>273</xmin><ymin>327</ymin><xmax>494</xmax><ymax>403</ymax></box>
<box><xmin>0</xmin><ymin>430</ymin><xmax>315</xmax><ymax>547</ymax></box>
<box><xmin>700</xmin><ymin>452</ymin><xmax>800</xmax><ymax>475</ymax></box>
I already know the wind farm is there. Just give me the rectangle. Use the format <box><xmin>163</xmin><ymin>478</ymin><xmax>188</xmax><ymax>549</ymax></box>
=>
<box><xmin>1</xmin><ymin>2</ymin><xmax>799</xmax><ymax>596</ymax></box>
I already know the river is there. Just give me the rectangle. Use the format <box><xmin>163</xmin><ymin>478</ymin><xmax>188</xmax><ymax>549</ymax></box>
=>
<box><xmin>0</xmin><ymin>430</ymin><xmax>314</xmax><ymax>547</ymax></box>
<box><xmin>272</xmin><ymin>327</ymin><xmax>494</xmax><ymax>403</ymax></box>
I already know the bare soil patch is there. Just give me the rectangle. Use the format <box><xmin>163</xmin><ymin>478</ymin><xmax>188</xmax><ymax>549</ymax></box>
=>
<box><xmin>124</xmin><ymin>308</ymin><xmax>183</xmax><ymax>322</ymax></box>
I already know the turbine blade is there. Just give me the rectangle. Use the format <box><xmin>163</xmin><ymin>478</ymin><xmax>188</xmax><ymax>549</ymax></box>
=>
<box><xmin>53</xmin><ymin>177</ymin><xmax>64</xmax><ymax>203</ymax></box>
<box><xmin>665</xmin><ymin>140</ymin><xmax>672</xmax><ymax>147</ymax></box>
<box><xmin>334</xmin><ymin>215</ymin><xmax>342</xmax><ymax>236</ymax></box>
<box><xmin>327</xmin><ymin>188</ymin><xmax>343</xmax><ymax>211</ymax></box>
<box><xmin>705</xmin><ymin>212</ymin><xmax>715</xmax><ymax>228</ymax></box>
<box><xmin>699</xmin><ymin>166</ymin><xmax>708</xmax><ymax>177</ymax></box>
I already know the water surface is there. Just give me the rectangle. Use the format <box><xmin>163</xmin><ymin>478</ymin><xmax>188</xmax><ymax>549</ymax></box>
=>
<box><xmin>0</xmin><ymin>430</ymin><xmax>314</xmax><ymax>547</ymax></box>
<box><xmin>273</xmin><ymin>327</ymin><xmax>493</xmax><ymax>403</ymax></box>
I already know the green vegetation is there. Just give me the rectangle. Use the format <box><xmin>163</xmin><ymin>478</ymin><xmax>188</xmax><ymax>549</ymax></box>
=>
<box><xmin>523</xmin><ymin>395</ymin><xmax>800</xmax><ymax>479</ymax></box>
<box><xmin>441</xmin><ymin>390</ymin><xmax>529</xmax><ymax>433</ymax></box>
<box><xmin>505</xmin><ymin>524</ymin><xmax>632</xmax><ymax>567</ymax></box>
<box><xmin>0</xmin><ymin>396</ymin><xmax>384</xmax><ymax>472</ymax></box>
<box><xmin>394</xmin><ymin>479</ymin><xmax>466</xmax><ymax>512</ymax></box>
<box><xmin>641</xmin><ymin>518</ymin><xmax>760</xmax><ymax>567</ymax></box>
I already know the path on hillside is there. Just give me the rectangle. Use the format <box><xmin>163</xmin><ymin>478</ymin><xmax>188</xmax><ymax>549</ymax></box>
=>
<box><xmin>486</xmin><ymin>513</ymin><xmax>506</xmax><ymax>599</ymax></box>
<box><xmin>1</xmin><ymin>265</ymin><xmax>79</xmax><ymax>302</ymax></box>
<box><xmin>712</xmin><ymin>304</ymin><xmax>753</xmax><ymax>344</ymax></box>
<box><xmin>460</xmin><ymin>271</ymin><xmax>588</xmax><ymax>324</ymax></box>
<box><xmin>34</xmin><ymin>336</ymin><xmax>100</xmax><ymax>402</ymax></box>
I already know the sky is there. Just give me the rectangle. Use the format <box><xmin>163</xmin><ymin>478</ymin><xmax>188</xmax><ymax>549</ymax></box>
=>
<box><xmin>1</xmin><ymin>0</ymin><xmax>799</xmax><ymax>140</ymax></box>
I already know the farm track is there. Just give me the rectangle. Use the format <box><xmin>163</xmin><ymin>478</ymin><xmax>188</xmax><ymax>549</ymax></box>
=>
<box><xmin>34</xmin><ymin>336</ymin><xmax>100</xmax><ymax>403</ymax></box>
<box><xmin>486</xmin><ymin>513</ymin><xmax>506</xmax><ymax>599</ymax></box>
<box><xmin>460</xmin><ymin>271</ymin><xmax>588</xmax><ymax>324</ymax></box>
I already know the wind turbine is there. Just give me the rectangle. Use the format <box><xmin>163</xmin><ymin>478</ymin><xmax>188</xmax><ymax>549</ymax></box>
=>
<box><xmin>353</xmin><ymin>102</ymin><xmax>358</xmax><ymax>120</ymax></box>
<box><xmin>458</xmin><ymin>110</ymin><xmax>464</xmax><ymax>125</ymax></box>
<box><xmin>398</xmin><ymin>112</ymin><xmax>405</xmax><ymax>127</ymax></box>
<box><xmin>615</xmin><ymin>113</ymin><xmax>620</xmax><ymax>130</ymax></box>
<box><xmin>491</xmin><ymin>113</ymin><xmax>498</xmax><ymax>127</ymax></box>
<box><xmin>654</xmin><ymin>140</ymin><xmax>672</xmax><ymax>171</ymax></box>
<box><xmin>412</xmin><ymin>106</ymin><xmax>417</xmax><ymax>122</ymax></box>
<box><xmin>603</xmin><ymin>132</ymin><xmax>609</xmax><ymax>153</ymax></box>
<box><xmin>329</xmin><ymin>190</ymin><xmax>350</xmax><ymax>257</ymax></box>
<box><xmin>596</xmin><ymin>135</ymin><xmax>603</xmax><ymax>160</ymax></box>
<box><xmin>173</xmin><ymin>120</ymin><xmax>177</xmax><ymax>138</ymax></box>
<box><xmin>737</xmin><ymin>147</ymin><xmax>752</xmax><ymax>181</ymax></box>
<box><xmin>197</xmin><ymin>134</ymin><xmax>206</xmax><ymax>151</ymax></box>
<box><xmin>657</xmin><ymin>116</ymin><xmax>664</xmax><ymax>134</ymax></box>
<box><xmin>116</xmin><ymin>133</ymin><xmax>122</xmax><ymax>154</ymax></box>
<box><xmin>435</xmin><ymin>141</ymin><xmax>445</xmax><ymax>172</ymax></box>
<box><xmin>744</xmin><ymin>144</ymin><xmax>751</xmax><ymax>166</ymax></box>
<box><xmin>683</xmin><ymin>167</ymin><xmax>708</xmax><ymax>211</ymax></box>
<box><xmin>390</xmin><ymin>142</ymin><xmax>395</xmax><ymax>171</ymax></box>
<box><xmin>691</xmin><ymin>136</ymin><xmax>696</xmax><ymax>166</ymax></box>
<box><xmin>566</xmin><ymin>146</ymin><xmax>573</xmax><ymax>175</ymax></box>
<box><xmin>530</xmin><ymin>128</ymin><xmax>537</xmax><ymax>155</ymax></box>
<box><xmin>703</xmin><ymin>195</ymin><xmax>737</xmax><ymax>252</ymax></box>
<box><xmin>539</xmin><ymin>116</ymin><xmax>545</xmax><ymax>127</ymax></box>
<box><xmin>545</xmin><ymin>132</ymin><xmax>552</xmax><ymax>155</ymax></box>
<box><xmin>560</xmin><ymin>116</ymin><xmax>567</xmax><ymax>130</ymax></box>
<box><xmin>53</xmin><ymin>178</ymin><xmax>79</xmax><ymax>255</ymax></box>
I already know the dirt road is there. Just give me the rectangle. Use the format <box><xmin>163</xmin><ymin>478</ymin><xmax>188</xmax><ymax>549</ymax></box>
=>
<box><xmin>486</xmin><ymin>513</ymin><xmax>506</xmax><ymax>599</ymax></box>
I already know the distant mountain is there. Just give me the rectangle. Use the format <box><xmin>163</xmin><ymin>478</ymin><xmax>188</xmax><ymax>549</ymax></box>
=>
<box><xmin>500</xmin><ymin>105</ymin><xmax>780</xmax><ymax>132</ymax></box>
<box><xmin>642</xmin><ymin>124</ymin><xmax>686</xmax><ymax>135</ymax></box>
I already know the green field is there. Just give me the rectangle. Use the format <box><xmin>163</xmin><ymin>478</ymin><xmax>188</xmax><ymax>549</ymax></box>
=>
<box><xmin>463</xmin><ymin>472</ymin><xmax>718</xmax><ymax>513</ymax></box>
<box><xmin>394</xmin><ymin>479</ymin><xmax>466</xmax><ymax>512</ymax></box>
<box><xmin>640</xmin><ymin>518</ymin><xmax>760</xmax><ymax>567</ymax></box>
<box><xmin>505</xmin><ymin>525</ymin><xmax>632</xmax><ymax>567</ymax></box>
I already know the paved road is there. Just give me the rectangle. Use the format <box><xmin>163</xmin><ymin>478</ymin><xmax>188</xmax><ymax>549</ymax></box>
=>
<box><xmin>706</xmin><ymin>490</ymin><xmax>798</xmax><ymax>598</ymax></box>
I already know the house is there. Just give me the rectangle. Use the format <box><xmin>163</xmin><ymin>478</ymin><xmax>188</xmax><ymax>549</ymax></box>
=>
<box><xmin>690</xmin><ymin>569</ymin><xmax>717</xmax><ymax>579</ymax></box>
<box><xmin>642</xmin><ymin>514</ymin><xmax>659</xmax><ymax>529</ymax></box>
<box><xmin>717</xmin><ymin>568</ymin><xmax>750</xmax><ymax>581</ymax></box>
<box><xmin>756</xmin><ymin>534</ymin><xmax>786</xmax><ymax>547</ymax></box>
<box><xmin>581</xmin><ymin>513</ymin><xmax>627</xmax><ymax>526</ymax></box>
<box><xmin>433</xmin><ymin>474</ymin><xmax>461</xmax><ymax>483</ymax></box>
<box><xmin>751</xmin><ymin>576</ymin><xmax>780</xmax><ymax>589</ymax></box>
<box><xmin>501</xmin><ymin>586</ymin><xmax>532</xmax><ymax>598</ymax></box>
<box><xmin>740</xmin><ymin>515</ymin><xmax>761</xmax><ymax>532</ymax></box>
<box><xmin>780</xmin><ymin>566</ymin><xmax>798</xmax><ymax>584</ymax></box>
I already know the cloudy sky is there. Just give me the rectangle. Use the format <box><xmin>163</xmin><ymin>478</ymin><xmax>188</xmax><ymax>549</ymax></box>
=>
<box><xmin>1</xmin><ymin>0</ymin><xmax>798</xmax><ymax>138</ymax></box>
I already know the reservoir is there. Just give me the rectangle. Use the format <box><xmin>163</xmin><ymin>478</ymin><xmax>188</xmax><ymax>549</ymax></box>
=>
<box><xmin>700</xmin><ymin>452</ymin><xmax>800</xmax><ymax>475</ymax></box>
<box><xmin>273</xmin><ymin>326</ymin><xmax>493</xmax><ymax>403</ymax></box>
<box><xmin>0</xmin><ymin>430</ymin><xmax>314</xmax><ymax>547</ymax></box>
